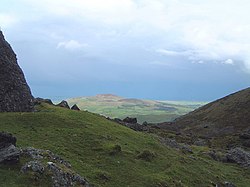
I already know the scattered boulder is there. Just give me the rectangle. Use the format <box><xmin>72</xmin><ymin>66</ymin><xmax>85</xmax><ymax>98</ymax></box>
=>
<box><xmin>113</xmin><ymin>117</ymin><xmax>148</xmax><ymax>131</ymax></box>
<box><xmin>56</xmin><ymin>100</ymin><xmax>70</xmax><ymax>109</ymax></box>
<box><xmin>123</xmin><ymin>117</ymin><xmax>137</xmax><ymax>124</ymax></box>
<box><xmin>34</xmin><ymin>97</ymin><xmax>54</xmax><ymax>105</ymax></box>
<box><xmin>0</xmin><ymin>30</ymin><xmax>34</xmax><ymax>112</ymax></box>
<box><xmin>226</xmin><ymin>147</ymin><xmax>250</xmax><ymax>168</ymax></box>
<box><xmin>71</xmin><ymin>104</ymin><xmax>80</xmax><ymax>111</ymax></box>
<box><xmin>160</xmin><ymin>137</ymin><xmax>193</xmax><ymax>154</ymax></box>
<box><xmin>0</xmin><ymin>132</ymin><xmax>20</xmax><ymax>163</ymax></box>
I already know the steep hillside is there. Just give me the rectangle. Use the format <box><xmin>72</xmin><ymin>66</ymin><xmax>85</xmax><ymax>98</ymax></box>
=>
<box><xmin>174</xmin><ymin>87</ymin><xmax>250</xmax><ymax>135</ymax></box>
<box><xmin>1</xmin><ymin>103</ymin><xmax>250</xmax><ymax>186</ymax></box>
<box><xmin>154</xmin><ymin>88</ymin><xmax>250</xmax><ymax>148</ymax></box>
<box><xmin>67</xmin><ymin>94</ymin><xmax>205</xmax><ymax>123</ymax></box>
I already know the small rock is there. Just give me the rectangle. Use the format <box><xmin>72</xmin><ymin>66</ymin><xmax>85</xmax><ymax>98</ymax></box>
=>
<box><xmin>21</xmin><ymin>160</ymin><xmax>44</xmax><ymax>174</ymax></box>
<box><xmin>71</xmin><ymin>104</ymin><xmax>80</xmax><ymax>111</ymax></box>
<box><xmin>0</xmin><ymin>132</ymin><xmax>20</xmax><ymax>163</ymax></box>
<box><xmin>56</xmin><ymin>100</ymin><xmax>70</xmax><ymax>109</ymax></box>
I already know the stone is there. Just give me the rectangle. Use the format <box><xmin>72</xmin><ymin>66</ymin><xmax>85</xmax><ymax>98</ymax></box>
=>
<box><xmin>160</xmin><ymin>137</ymin><xmax>193</xmax><ymax>154</ymax></box>
<box><xmin>56</xmin><ymin>100</ymin><xmax>70</xmax><ymax>109</ymax></box>
<box><xmin>0</xmin><ymin>132</ymin><xmax>20</xmax><ymax>163</ymax></box>
<box><xmin>226</xmin><ymin>147</ymin><xmax>250</xmax><ymax>168</ymax></box>
<box><xmin>21</xmin><ymin>160</ymin><xmax>44</xmax><ymax>174</ymax></box>
<box><xmin>71</xmin><ymin>104</ymin><xmax>80</xmax><ymax>111</ymax></box>
<box><xmin>123</xmin><ymin>117</ymin><xmax>137</xmax><ymax>124</ymax></box>
<box><xmin>0</xmin><ymin>30</ymin><xmax>34</xmax><ymax>112</ymax></box>
<box><xmin>21</xmin><ymin>147</ymin><xmax>89</xmax><ymax>187</ymax></box>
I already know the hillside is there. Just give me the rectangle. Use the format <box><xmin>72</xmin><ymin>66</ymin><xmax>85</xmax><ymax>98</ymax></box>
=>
<box><xmin>1</xmin><ymin>103</ymin><xmax>250</xmax><ymax>186</ymax></box>
<box><xmin>67</xmin><ymin>94</ymin><xmax>205</xmax><ymax>123</ymax></box>
<box><xmin>157</xmin><ymin>87</ymin><xmax>250</xmax><ymax>149</ymax></box>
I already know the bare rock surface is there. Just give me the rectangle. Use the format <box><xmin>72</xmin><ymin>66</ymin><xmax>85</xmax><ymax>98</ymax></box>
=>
<box><xmin>0</xmin><ymin>30</ymin><xmax>34</xmax><ymax>112</ymax></box>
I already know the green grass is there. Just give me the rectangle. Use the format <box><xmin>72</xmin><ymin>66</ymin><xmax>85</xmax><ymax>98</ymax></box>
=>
<box><xmin>0</xmin><ymin>103</ymin><xmax>250</xmax><ymax>187</ymax></box>
<box><xmin>67</xmin><ymin>95</ymin><xmax>206</xmax><ymax>123</ymax></box>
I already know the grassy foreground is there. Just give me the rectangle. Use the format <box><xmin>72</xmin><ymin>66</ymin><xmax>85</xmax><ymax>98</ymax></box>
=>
<box><xmin>0</xmin><ymin>103</ymin><xmax>250</xmax><ymax>187</ymax></box>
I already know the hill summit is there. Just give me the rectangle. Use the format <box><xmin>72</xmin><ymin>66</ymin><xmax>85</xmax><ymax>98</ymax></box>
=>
<box><xmin>0</xmin><ymin>30</ymin><xmax>34</xmax><ymax>112</ymax></box>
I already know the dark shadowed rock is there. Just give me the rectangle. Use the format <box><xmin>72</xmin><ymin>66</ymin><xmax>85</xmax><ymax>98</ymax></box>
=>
<box><xmin>34</xmin><ymin>97</ymin><xmax>54</xmax><ymax>105</ymax></box>
<box><xmin>0</xmin><ymin>132</ymin><xmax>20</xmax><ymax>163</ymax></box>
<box><xmin>123</xmin><ymin>117</ymin><xmax>137</xmax><ymax>124</ymax></box>
<box><xmin>0</xmin><ymin>30</ymin><xmax>34</xmax><ymax>112</ymax></box>
<box><xmin>71</xmin><ymin>104</ymin><xmax>80</xmax><ymax>111</ymax></box>
<box><xmin>56</xmin><ymin>100</ymin><xmax>70</xmax><ymax>109</ymax></box>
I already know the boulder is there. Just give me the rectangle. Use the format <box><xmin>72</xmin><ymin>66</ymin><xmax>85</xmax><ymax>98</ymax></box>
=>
<box><xmin>0</xmin><ymin>30</ymin><xmax>34</xmax><ymax>112</ymax></box>
<box><xmin>56</xmin><ymin>100</ymin><xmax>70</xmax><ymax>109</ymax></box>
<box><xmin>226</xmin><ymin>147</ymin><xmax>250</xmax><ymax>168</ymax></box>
<box><xmin>123</xmin><ymin>117</ymin><xmax>137</xmax><ymax>124</ymax></box>
<box><xmin>0</xmin><ymin>132</ymin><xmax>20</xmax><ymax>163</ymax></box>
<box><xmin>71</xmin><ymin>104</ymin><xmax>80</xmax><ymax>111</ymax></box>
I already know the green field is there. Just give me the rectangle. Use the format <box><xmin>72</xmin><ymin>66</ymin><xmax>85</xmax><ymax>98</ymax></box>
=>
<box><xmin>67</xmin><ymin>94</ymin><xmax>206</xmax><ymax>123</ymax></box>
<box><xmin>0</xmin><ymin>103</ymin><xmax>250</xmax><ymax>187</ymax></box>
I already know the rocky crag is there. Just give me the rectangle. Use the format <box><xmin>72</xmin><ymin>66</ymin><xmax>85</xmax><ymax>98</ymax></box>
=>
<box><xmin>0</xmin><ymin>30</ymin><xmax>34</xmax><ymax>112</ymax></box>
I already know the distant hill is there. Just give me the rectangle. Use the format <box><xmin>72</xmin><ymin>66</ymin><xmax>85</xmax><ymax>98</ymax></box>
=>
<box><xmin>67</xmin><ymin>94</ymin><xmax>206</xmax><ymax>123</ymax></box>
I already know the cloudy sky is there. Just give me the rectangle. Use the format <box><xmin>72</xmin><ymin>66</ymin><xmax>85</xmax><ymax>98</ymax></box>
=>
<box><xmin>1</xmin><ymin>0</ymin><xmax>250</xmax><ymax>101</ymax></box>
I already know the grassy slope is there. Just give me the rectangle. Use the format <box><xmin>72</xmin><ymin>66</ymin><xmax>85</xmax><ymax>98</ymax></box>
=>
<box><xmin>0</xmin><ymin>103</ymin><xmax>250</xmax><ymax>187</ymax></box>
<box><xmin>67</xmin><ymin>95</ymin><xmax>206</xmax><ymax>124</ymax></box>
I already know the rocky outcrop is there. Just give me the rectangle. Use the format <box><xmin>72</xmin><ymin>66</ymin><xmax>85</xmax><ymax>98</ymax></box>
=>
<box><xmin>0</xmin><ymin>132</ymin><xmax>20</xmax><ymax>163</ymax></box>
<box><xmin>160</xmin><ymin>137</ymin><xmax>193</xmax><ymax>154</ymax></box>
<box><xmin>0</xmin><ymin>30</ymin><xmax>34</xmax><ymax>112</ymax></box>
<box><xmin>71</xmin><ymin>104</ymin><xmax>80</xmax><ymax>111</ymax></box>
<box><xmin>113</xmin><ymin>117</ymin><xmax>148</xmax><ymax>131</ymax></box>
<box><xmin>56</xmin><ymin>100</ymin><xmax>70</xmax><ymax>109</ymax></box>
<box><xmin>21</xmin><ymin>147</ymin><xmax>90</xmax><ymax>187</ymax></box>
<box><xmin>226</xmin><ymin>147</ymin><xmax>250</xmax><ymax>168</ymax></box>
<box><xmin>123</xmin><ymin>117</ymin><xmax>137</xmax><ymax>124</ymax></box>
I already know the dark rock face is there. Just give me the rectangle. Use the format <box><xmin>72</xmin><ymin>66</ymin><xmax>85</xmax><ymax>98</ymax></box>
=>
<box><xmin>0</xmin><ymin>31</ymin><xmax>34</xmax><ymax>112</ymax></box>
<box><xmin>56</xmin><ymin>100</ymin><xmax>70</xmax><ymax>109</ymax></box>
<box><xmin>71</xmin><ymin>104</ymin><xmax>80</xmax><ymax>111</ymax></box>
<box><xmin>0</xmin><ymin>132</ymin><xmax>20</xmax><ymax>163</ymax></box>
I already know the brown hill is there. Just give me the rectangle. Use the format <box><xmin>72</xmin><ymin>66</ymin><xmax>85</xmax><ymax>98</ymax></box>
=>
<box><xmin>174</xmin><ymin>87</ymin><xmax>250</xmax><ymax>136</ymax></box>
<box><xmin>155</xmin><ymin>88</ymin><xmax>250</xmax><ymax>148</ymax></box>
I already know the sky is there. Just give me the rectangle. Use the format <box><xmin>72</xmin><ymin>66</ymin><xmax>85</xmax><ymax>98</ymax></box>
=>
<box><xmin>0</xmin><ymin>0</ymin><xmax>250</xmax><ymax>101</ymax></box>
